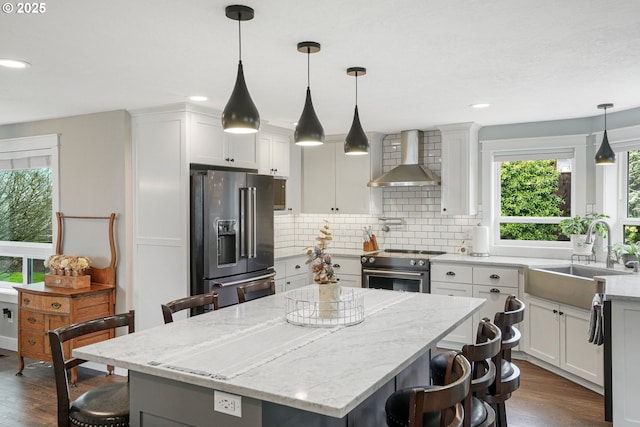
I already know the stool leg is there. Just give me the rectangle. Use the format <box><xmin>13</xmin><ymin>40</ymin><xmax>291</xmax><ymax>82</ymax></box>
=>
<box><xmin>493</xmin><ymin>402</ymin><xmax>507</xmax><ymax>427</ymax></box>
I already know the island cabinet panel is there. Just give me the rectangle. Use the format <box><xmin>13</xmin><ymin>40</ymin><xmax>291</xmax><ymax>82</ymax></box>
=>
<box><xmin>611</xmin><ymin>299</ymin><xmax>640</xmax><ymax>426</ymax></box>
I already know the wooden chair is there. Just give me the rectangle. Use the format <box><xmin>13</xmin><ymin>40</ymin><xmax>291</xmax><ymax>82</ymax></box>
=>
<box><xmin>431</xmin><ymin>319</ymin><xmax>501</xmax><ymax>427</ymax></box>
<box><xmin>48</xmin><ymin>310</ymin><xmax>135</xmax><ymax>427</ymax></box>
<box><xmin>385</xmin><ymin>351</ymin><xmax>471</xmax><ymax>427</ymax></box>
<box><xmin>483</xmin><ymin>295</ymin><xmax>525</xmax><ymax>427</ymax></box>
<box><xmin>161</xmin><ymin>292</ymin><xmax>219</xmax><ymax>324</ymax></box>
<box><xmin>236</xmin><ymin>277</ymin><xmax>276</xmax><ymax>303</ymax></box>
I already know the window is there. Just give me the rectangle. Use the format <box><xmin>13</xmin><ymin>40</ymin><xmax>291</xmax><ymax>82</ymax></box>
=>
<box><xmin>482</xmin><ymin>135</ymin><xmax>587</xmax><ymax>256</ymax></box>
<box><xmin>620</xmin><ymin>149</ymin><xmax>640</xmax><ymax>243</ymax></box>
<box><xmin>499</xmin><ymin>158</ymin><xmax>571</xmax><ymax>241</ymax></box>
<box><xmin>0</xmin><ymin>134</ymin><xmax>58</xmax><ymax>286</ymax></box>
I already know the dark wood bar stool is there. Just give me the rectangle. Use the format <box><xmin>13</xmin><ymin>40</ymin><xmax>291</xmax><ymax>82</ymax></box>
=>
<box><xmin>432</xmin><ymin>319</ymin><xmax>501</xmax><ymax>427</ymax></box>
<box><xmin>237</xmin><ymin>278</ymin><xmax>276</xmax><ymax>303</ymax></box>
<box><xmin>483</xmin><ymin>295</ymin><xmax>525</xmax><ymax>427</ymax></box>
<box><xmin>161</xmin><ymin>292</ymin><xmax>219</xmax><ymax>324</ymax></box>
<box><xmin>385</xmin><ymin>351</ymin><xmax>471</xmax><ymax>427</ymax></box>
<box><xmin>48</xmin><ymin>310</ymin><xmax>135</xmax><ymax>427</ymax></box>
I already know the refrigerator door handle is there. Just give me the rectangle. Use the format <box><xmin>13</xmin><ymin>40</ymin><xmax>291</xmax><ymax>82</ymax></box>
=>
<box><xmin>240</xmin><ymin>187</ymin><xmax>248</xmax><ymax>258</ymax></box>
<box><xmin>251</xmin><ymin>187</ymin><xmax>257</xmax><ymax>258</ymax></box>
<box><xmin>210</xmin><ymin>271</ymin><xmax>276</xmax><ymax>288</ymax></box>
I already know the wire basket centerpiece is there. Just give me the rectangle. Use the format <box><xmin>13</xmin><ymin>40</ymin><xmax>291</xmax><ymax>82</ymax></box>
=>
<box><xmin>285</xmin><ymin>286</ymin><xmax>365</xmax><ymax>327</ymax></box>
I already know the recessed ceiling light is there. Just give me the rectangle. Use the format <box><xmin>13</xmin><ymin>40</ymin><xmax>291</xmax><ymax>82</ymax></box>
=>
<box><xmin>0</xmin><ymin>59</ymin><xmax>31</xmax><ymax>69</ymax></box>
<box><xmin>188</xmin><ymin>95</ymin><xmax>208</xmax><ymax>102</ymax></box>
<box><xmin>469</xmin><ymin>103</ymin><xmax>491</xmax><ymax>109</ymax></box>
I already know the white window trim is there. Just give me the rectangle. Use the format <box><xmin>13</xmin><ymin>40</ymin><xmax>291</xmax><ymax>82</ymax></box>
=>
<box><xmin>481</xmin><ymin>134</ymin><xmax>587</xmax><ymax>258</ymax></box>
<box><xmin>0</xmin><ymin>134</ymin><xmax>59</xmax><ymax>287</ymax></box>
<box><xmin>594</xmin><ymin>125</ymin><xmax>640</xmax><ymax>244</ymax></box>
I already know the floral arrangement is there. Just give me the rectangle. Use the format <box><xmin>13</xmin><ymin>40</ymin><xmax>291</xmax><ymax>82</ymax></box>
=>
<box><xmin>45</xmin><ymin>254</ymin><xmax>91</xmax><ymax>275</ymax></box>
<box><xmin>305</xmin><ymin>220</ymin><xmax>338</xmax><ymax>284</ymax></box>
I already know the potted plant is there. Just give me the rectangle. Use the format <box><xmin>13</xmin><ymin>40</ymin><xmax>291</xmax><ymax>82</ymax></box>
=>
<box><xmin>559</xmin><ymin>213</ymin><xmax>609</xmax><ymax>255</ymax></box>
<box><xmin>613</xmin><ymin>242</ymin><xmax>640</xmax><ymax>266</ymax></box>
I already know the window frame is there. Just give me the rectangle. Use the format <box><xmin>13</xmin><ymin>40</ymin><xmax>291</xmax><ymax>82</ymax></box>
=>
<box><xmin>481</xmin><ymin>134</ymin><xmax>587</xmax><ymax>258</ymax></box>
<box><xmin>0</xmin><ymin>134</ymin><xmax>59</xmax><ymax>288</ymax></box>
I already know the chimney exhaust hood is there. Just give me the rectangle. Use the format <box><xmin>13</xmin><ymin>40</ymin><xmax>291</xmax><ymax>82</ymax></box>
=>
<box><xmin>368</xmin><ymin>130</ymin><xmax>441</xmax><ymax>187</ymax></box>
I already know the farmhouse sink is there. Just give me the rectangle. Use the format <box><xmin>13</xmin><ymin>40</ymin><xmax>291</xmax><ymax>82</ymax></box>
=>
<box><xmin>526</xmin><ymin>265</ymin><xmax>628</xmax><ymax>310</ymax></box>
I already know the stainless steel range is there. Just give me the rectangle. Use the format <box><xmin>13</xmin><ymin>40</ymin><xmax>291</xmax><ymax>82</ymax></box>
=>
<box><xmin>361</xmin><ymin>249</ymin><xmax>446</xmax><ymax>293</ymax></box>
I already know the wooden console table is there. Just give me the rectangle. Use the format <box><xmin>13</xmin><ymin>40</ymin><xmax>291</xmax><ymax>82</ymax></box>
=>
<box><xmin>14</xmin><ymin>212</ymin><xmax>117</xmax><ymax>384</ymax></box>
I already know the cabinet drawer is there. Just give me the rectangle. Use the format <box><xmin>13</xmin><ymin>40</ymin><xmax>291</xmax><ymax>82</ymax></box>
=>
<box><xmin>431</xmin><ymin>264</ymin><xmax>473</xmax><ymax>284</ymax></box>
<box><xmin>20</xmin><ymin>310</ymin><xmax>44</xmax><ymax>331</ymax></box>
<box><xmin>473</xmin><ymin>284</ymin><xmax>519</xmax><ymax>321</ymax></box>
<box><xmin>431</xmin><ymin>281</ymin><xmax>473</xmax><ymax>297</ymax></box>
<box><xmin>473</xmin><ymin>266</ymin><xmax>518</xmax><ymax>288</ymax></box>
<box><xmin>274</xmin><ymin>261</ymin><xmax>286</xmax><ymax>280</ymax></box>
<box><xmin>20</xmin><ymin>330</ymin><xmax>44</xmax><ymax>354</ymax></box>
<box><xmin>332</xmin><ymin>257</ymin><xmax>361</xmax><ymax>276</ymax></box>
<box><xmin>21</xmin><ymin>294</ymin><xmax>70</xmax><ymax>314</ymax></box>
<box><xmin>286</xmin><ymin>257</ymin><xmax>307</xmax><ymax>277</ymax></box>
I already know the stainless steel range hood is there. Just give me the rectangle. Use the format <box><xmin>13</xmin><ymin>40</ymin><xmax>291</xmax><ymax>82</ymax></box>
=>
<box><xmin>368</xmin><ymin>130</ymin><xmax>441</xmax><ymax>187</ymax></box>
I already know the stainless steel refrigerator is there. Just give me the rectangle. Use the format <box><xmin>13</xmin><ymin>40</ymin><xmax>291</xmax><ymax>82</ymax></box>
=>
<box><xmin>190</xmin><ymin>168</ymin><xmax>275</xmax><ymax>308</ymax></box>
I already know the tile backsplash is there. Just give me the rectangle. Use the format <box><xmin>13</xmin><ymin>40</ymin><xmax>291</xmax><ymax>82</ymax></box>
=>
<box><xmin>275</xmin><ymin>130</ymin><xmax>482</xmax><ymax>254</ymax></box>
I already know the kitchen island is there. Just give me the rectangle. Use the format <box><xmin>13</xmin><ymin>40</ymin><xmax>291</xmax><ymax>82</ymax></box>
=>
<box><xmin>74</xmin><ymin>286</ymin><xmax>484</xmax><ymax>427</ymax></box>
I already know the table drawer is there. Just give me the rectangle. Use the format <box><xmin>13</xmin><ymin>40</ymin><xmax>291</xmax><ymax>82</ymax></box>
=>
<box><xmin>431</xmin><ymin>264</ymin><xmax>473</xmax><ymax>284</ymax></box>
<box><xmin>473</xmin><ymin>266</ymin><xmax>518</xmax><ymax>288</ymax></box>
<box><xmin>21</xmin><ymin>294</ymin><xmax>70</xmax><ymax>314</ymax></box>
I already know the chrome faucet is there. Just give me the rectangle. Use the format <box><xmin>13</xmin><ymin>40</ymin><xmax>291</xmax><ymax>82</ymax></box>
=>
<box><xmin>584</xmin><ymin>219</ymin><xmax>614</xmax><ymax>268</ymax></box>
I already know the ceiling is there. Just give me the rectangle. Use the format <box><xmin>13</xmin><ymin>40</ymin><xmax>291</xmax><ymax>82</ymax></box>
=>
<box><xmin>2</xmin><ymin>0</ymin><xmax>640</xmax><ymax>134</ymax></box>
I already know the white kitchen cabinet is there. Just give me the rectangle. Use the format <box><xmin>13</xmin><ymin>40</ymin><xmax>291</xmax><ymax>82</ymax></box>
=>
<box><xmin>332</xmin><ymin>255</ymin><xmax>362</xmax><ymax>288</ymax></box>
<box><xmin>438</xmin><ymin>122</ymin><xmax>479</xmax><ymax>215</ymax></box>
<box><xmin>274</xmin><ymin>255</ymin><xmax>310</xmax><ymax>292</ymax></box>
<box><xmin>302</xmin><ymin>133</ymin><xmax>383</xmax><ymax>215</ymax></box>
<box><xmin>526</xmin><ymin>295</ymin><xmax>603</xmax><ymax>386</ymax></box>
<box><xmin>431</xmin><ymin>281</ymin><xmax>474</xmax><ymax>345</ymax></box>
<box><xmin>189</xmin><ymin>111</ymin><xmax>258</xmax><ymax>169</ymax></box>
<box><xmin>259</xmin><ymin>126</ymin><xmax>291</xmax><ymax>177</ymax></box>
<box><xmin>431</xmin><ymin>262</ymin><xmax>520</xmax><ymax>349</ymax></box>
<box><xmin>611</xmin><ymin>298</ymin><xmax>640</xmax><ymax>426</ymax></box>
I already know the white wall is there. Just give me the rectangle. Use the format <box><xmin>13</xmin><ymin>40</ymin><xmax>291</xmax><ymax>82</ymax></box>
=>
<box><xmin>0</xmin><ymin>110</ymin><xmax>132</xmax><ymax>312</ymax></box>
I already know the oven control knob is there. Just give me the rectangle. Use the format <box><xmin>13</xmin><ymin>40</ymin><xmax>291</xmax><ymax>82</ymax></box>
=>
<box><xmin>410</xmin><ymin>259</ymin><xmax>417</xmax><ymax>266</ymax></box>
<box><xmin>361</xmin><ymin>256</ymin><xmax>368</xmax><ymax>263</ymax></box>
<box><xmin>418</xmin><ymin>260</ymin><xmax>426</xmax><ymax>267</ymax></box>
<box><xmin>368</xmin><ymin>257</ymin><xmax>376</xmax><ymax>263</ymax></box>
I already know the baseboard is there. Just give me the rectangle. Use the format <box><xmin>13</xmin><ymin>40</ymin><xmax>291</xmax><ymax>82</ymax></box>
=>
<box><xmin>0</xmin><ymin>336</ymin><xmax>17</xmax><ymax>352</ymax></box>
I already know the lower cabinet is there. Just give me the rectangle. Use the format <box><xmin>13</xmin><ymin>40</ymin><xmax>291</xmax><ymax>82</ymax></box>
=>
<box><xmin>274</xmin><ymin>256</ymin><xmax>309</xmax><ymax>293</ymax></box>
<box><xmin>431</xmin><ymin>282</ymin><xmax>474</xmax><ymax>345</ymax></box>
<box><xmin>526</xmin><ymin>296</ymin><xmax>603</xmax><ymax>386</ymax></box>
<box><xmin>332</xmin><ymin>256</ymin><xmax>361</xmax><ymax>288</ymax></box>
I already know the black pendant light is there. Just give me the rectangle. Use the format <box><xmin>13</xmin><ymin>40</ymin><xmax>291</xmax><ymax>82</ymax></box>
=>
<box><xmin>344</xmin><ymin>67</ymin><xmax>369</xmax><ymax>155</ymax></box>
<box><xmin>294</xmin><ymin>41</ymin><xmax>324</xmax><ymax>146</ymax></box>
<box><xmin>222</xmin><ymin>5</ymin><xmax>260</xmax><ymax>134</ymax></box>
<box><xmin>595</xmin><ymin>103</ymin><xmax>615</xmax><ymax>165</ymax></box>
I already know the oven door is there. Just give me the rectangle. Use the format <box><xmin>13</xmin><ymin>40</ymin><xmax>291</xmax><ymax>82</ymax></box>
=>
<box><xmin>362</xmin><ymin>268</ymin><xmax>428</xmax><ymax>293</ymax></box>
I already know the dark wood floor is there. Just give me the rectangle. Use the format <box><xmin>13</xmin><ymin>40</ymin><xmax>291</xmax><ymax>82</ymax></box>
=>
<box><xmin>0</xmin><ymin>350</ymin><xmax>611</xmax><ymax>427</ymax></box>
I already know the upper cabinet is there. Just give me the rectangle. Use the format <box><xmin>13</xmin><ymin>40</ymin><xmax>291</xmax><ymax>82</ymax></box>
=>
<box><xmin>190</xmin><ymin>112</ymin><xmax>258</xmax><ymax>169</ymax></box>
<box><xmin>259</xmin><ymin>126</ymin><xmax>291</xmax><ymax>177</ymax></box>
<box><xmin>302</xmin><ymin>133</ymin><xmax>384</xmax><ymax>215</ymax></box>
<box><xmin>438</xmin><ymin>122</ymin><xmax>480</xmax><ymax>216</ymax></box>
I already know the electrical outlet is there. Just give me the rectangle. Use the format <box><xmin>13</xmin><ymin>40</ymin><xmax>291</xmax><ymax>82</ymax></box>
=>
<box><xmin>214</xmin><ymin>390</ymin><xmax>242</xmax><ymax>417</ymax></box>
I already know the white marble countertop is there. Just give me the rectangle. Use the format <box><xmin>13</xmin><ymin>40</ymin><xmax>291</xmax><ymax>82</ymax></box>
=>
<box><xmin>431</xmin><ymin>253</ymin><xmax>573</xmax><ymax>268</ymax></box>
<box><xmin>275</xmin><ymin>247</ymin><xmax>365</xmax><ymax>260</ymax></box>
<box><xmin>597</xmin><ymin>275</ymin><xmax>640</xmax><ymax>301</ymax></box>
<box><xmin>74</xmin><ymin>287</ymin><xmax>484</xmax><ymax>418</ymax></box>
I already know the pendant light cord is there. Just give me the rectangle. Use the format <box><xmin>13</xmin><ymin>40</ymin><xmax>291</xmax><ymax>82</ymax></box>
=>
<box><xmin>354</xmin><ymin>71</ymin><xmax>358</xmax><ymax>106</ymax></box>
<box><xmin>237</xmin><ymin>13</ymin><xmax>242</xmax><ymax>62</ymax></box>
<box><xmin>604</xmin><ymin>106</ymin><xmax>608</xmax><ymax>130</ymax></box>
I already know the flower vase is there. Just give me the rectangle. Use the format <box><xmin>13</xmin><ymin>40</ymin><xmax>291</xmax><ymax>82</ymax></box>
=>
<box><xmin>318</xmin><ymin>282</ymin><xmax>341</xmax><ymax>319</ymax></box>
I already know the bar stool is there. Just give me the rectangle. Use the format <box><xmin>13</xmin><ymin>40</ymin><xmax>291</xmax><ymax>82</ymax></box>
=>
<box><xmin>385</xmin><ymin>351</ymin><xmax>471</xmax><ymax>427</ymax></box>
<box><xmin>48</xmin><ymin>311</ymin><xmax>135</xmax><ymax>427</ymax></box>
<box><xmin>161</xmin><ymin>292</ymin><xmax>219</xmax><ymax>324</ymax></box>
<box><xmin>483</xmin><ymin>295</ymin><xmax>525</xmax><ymax>427</ymax></box>
<box><xmin>237</xmin><ymin>277</ymin><xmax>276</xmax><ymax>303</ymax></box>
<box><xmin>432</xmin><ymin>319</ymin><xmax>501</xmax><ymax>427</ymax></box>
